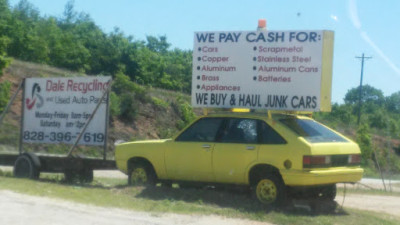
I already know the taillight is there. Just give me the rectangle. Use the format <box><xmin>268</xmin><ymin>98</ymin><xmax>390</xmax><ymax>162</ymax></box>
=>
<box><xmin>348</xmin><ymin>154</ymin><xmax>361</xmax><ymax>165</ymax></box>
<box><xmin>303</xmin><ymin>155</ymin><xmax>331</xmax><ymax>168</ymax></box>
<box><xmin>303</xmin><ymin>154</ymin><xmax>361</xmax><ymax>168</ymax></box>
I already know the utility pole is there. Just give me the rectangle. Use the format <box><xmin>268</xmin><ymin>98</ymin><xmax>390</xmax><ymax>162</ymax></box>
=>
<box><xmin>355</xmin><ymin>53</ymin><xmax>372</xmax><ymax>125</ymax></box>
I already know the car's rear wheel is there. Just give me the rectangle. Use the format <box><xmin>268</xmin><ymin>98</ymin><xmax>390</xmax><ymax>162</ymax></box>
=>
<box><xmin>320</xmin><ymin>184</ymin><xmax>336</xmax><ymax>201</ymax></box>
<box><xmin>128</xmin><ymin>163</ymin><xmax>156</xmax><ymax>186</ymax></box>
<box><xmin>253</xmin><ymin>174</ymin><xmax>286</xmax><ymax>207</ymax></box>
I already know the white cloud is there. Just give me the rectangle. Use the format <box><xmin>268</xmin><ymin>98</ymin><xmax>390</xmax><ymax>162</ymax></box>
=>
<box><xmin>360</xmin><ymin>31</ymin><xmax>400</xmax><ymax>75</ymax></box>
<box><xmin>348</xmin><ymin>0</ymin><xmax>400</xmax><ymax>76</ymax></box>
<box><xmin>348</xmin><ymin>0</ymin><xmax>361</xmax><ymax>29</ymax></box>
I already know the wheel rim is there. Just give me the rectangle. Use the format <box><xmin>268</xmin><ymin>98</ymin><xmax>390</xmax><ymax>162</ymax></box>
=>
<box><xmin>130</xmin><ymin>168</ymin><xmax>147</xmax><ymax>185</ymax></box>
<box><xmin>256</xmin><ymin>179</ymin><xmax>278</xmax><ymax>204</ymax></box>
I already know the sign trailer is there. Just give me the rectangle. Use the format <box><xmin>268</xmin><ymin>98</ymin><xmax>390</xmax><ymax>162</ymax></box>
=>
<box><xmin>0</xmin><ymin>76</ymin><xmax>116</xmax><ymax>182</ymax></box>
<box><xmin>22</xmin><ymin>77</ymin><xmax>110</xmax><ymax>146</ymax></box>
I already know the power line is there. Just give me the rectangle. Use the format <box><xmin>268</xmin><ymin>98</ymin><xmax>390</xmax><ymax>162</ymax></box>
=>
<box><xmin>355</xmin><ymin>53</ymin><xmax>372</xmax><ymax>126</ymax></box>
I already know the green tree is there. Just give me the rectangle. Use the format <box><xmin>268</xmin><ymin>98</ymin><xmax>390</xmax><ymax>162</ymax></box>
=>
<box><xmin>344</xmin><ymin>85</ymin><xmax>385</xmax><ymax>105</ymax></box>
<box><xmin>369</xmin><ymin>109</ymin><xmax>388</xmax><ymax>129</ymax></box>
<box><xmin>344</xmin><ymin>85</ymin><xmax>385</xmax><ymax>118</ymax></box>
<box><xmin>0</xmin><ymin>0</ymin><xmax>11</xmax><ymax>53</ymax></box>
<box><xmin>146</xmin><ymin>35</ymin><xmax>170</xmax><ymax>54</ymax></box>
<box><xmin>7</xmin><ymin>0</ymin><xmax>41</xmax><ymax>60</ymax></box>
<box><xmin>0</xmin><ymin>0</ymin><xmax>11</xmax><ymax>76</ymax></box>
<box><xmin>2</xmin><ymin>0</ymin><xmax>193</xmax><ymax>92</ymax></box>
<box><xmin>386</xmin><ymin>91</ymin><xmax>400</xmax><ymax>113</ymax></box>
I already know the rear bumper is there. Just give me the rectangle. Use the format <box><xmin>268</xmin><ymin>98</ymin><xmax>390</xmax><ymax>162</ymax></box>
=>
<box><xmin>281</xmin><ymin>167</ymin><xmax>364</xmax><ymax>186</ymax></box>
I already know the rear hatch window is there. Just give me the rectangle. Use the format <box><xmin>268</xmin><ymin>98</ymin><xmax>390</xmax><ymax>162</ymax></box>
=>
<box><xmin>279</xmin><ymin>118</ymin><xmax>348</xmax><ymax>143</ymax></box>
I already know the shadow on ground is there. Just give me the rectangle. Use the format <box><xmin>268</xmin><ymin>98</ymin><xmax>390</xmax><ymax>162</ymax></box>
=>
<box><xmin>0</xmin><ymin>170</ymin><xmax>350</xmax><ymax>217</ymax></box>
<box><xmin>136</xmin><ymin>185</ymin><xmax>350</xmax><ymax>216</ymax></box>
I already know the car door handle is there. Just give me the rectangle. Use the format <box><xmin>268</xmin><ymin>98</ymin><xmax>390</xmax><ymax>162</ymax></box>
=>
<box><xmin>246</xmin><ymin>146</ymin><xmax>255</xmax><ymax>150</ymax></box>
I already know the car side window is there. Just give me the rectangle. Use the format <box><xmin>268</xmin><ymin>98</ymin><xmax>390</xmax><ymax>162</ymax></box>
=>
<box><xmin>219</xmin><ymin>118</ymin><xmax>258</xmax><ymax>144</ymax></box>
<box><xmin>259</xmin><ymin>121</ymin><xmax>287</xmax><ymax>144</ymax></box>
<box><xmin>175</xmin><ymin>118</ymin><xmax>223</xmax><ymax>142</ymax></box>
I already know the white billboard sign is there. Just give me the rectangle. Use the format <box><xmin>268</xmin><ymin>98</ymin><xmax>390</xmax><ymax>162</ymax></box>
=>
<box><xmin>192</xmin><ymin>30</ymin><xmax>334</xmax><ymax>112</ymax></box>
<box><xmin>22</xmin><ymin>77</ymin><xmax>111</xmax><ymax>146</ymax></box>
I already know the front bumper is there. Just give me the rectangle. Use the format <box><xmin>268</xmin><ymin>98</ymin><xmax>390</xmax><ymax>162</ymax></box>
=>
<box><xmin>281</xmin><ymin>167</ymin><xmax>364</xmax><ymax>186</ymax></box>
<box><xmin>115</xmin><ymin>159</ymin><xmax>128</xmax><ymax>174</ymax></box>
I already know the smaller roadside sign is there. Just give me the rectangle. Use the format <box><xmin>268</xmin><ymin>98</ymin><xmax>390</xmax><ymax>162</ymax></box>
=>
<box><xmin>191</xmin><ymin>30</ymin><xmax>334</xmax><ymax>112</ymax></box>
<box><xmin>22</xmin><ymin>77</ymin><xmax>111</xmax><ymax>146</ymax></box>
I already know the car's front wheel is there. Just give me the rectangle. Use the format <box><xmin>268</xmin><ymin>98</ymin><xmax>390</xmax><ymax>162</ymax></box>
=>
<box><xmin>128</xmin><ymin>163</ymin><xmax>156</xmax><ymax>186</ymax></box>
<box><xmin>253</xmin><ymin>174</ymin><xmax>286</xmax><ymax>207</ymax></box>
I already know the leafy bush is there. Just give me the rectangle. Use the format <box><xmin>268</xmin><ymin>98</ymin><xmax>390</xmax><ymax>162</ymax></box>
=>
<box><xmin>119</xmin><ymin>93</ymin><xmax>139</xmax><ymax>122</ymax></box>
<box><xmin>0</xmin><ymin>54</ymin><xmax>11</xmax><ymax>76</ymax></box>
<box><xmin>0</xmin><ymin>80</ymin><xmax>11</xmax><ymax>113</ymax></box>
<box><xmin>158</xmin><ymin>127</ymin><xmax>175</xmax><ymax>139</ymax></box>
<box><xmin>175</xmin><ymin>95</ymin><xmax>196</xmax><ymax>129</ymax></box>
<box><xmin>151</xmin><ymin>96</ymin><xmax>168</xmax><ymax>109</ymax></box>
<box><xmin>109</xmin><ymin>91</ymin><xmax>120</xmax><ymax>117</ymax></box>
<box><xmin>356</xmin><ymin>123</ymin><xmax>373</xmax><ymax>165</ymax></box>
<box><xmin>369</xmin><ymin>109</ymin><xmax>388</xmax><ymax>129</ymax></box>
<box><xmin>112</xmin><ymin>73</ymin><xmax>149</xmax><ymax>103</ymax></box>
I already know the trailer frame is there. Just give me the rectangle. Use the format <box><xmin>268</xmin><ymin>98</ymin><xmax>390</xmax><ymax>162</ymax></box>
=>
<box><xmin>0</xmin><ymin>77</ymin><xmax>116</xmax><ymax>182</ymax></box>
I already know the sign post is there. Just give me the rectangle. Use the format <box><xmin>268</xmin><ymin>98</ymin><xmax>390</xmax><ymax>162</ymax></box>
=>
<box><xmin>192</xmin><ymin>30</ymin><xmax>334</xmax><ymax>112</ymax></box>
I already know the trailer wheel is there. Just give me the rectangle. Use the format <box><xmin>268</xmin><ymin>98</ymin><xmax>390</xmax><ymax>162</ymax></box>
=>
<box><xmin>13</xmin><ymin>155</ymin><xmax>39</xmax><ymax>179</ymax></box>
<box><xmin>79</xmin><ymin>169</ymin><xmax>93</xmax><ymax>183</ymax></box>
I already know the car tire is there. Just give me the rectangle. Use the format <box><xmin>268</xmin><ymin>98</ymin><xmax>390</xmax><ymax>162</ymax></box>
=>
<box><xmin>128</xmin><ymin>163</ymin><xmax>156</xmax><ymax>186</ymax></box>
<box><xmin>13</xmin><ymin>155</ymin><xmax>39</xmax><ymax>179</ymax></box>
<box><xmin>320</xmin><ymin>184</ymin><xmax>336</xmax><ymax>201</ymax></box>
<box><xmin>253</xmin><ymin>174</ymin><xmax>286</xmax><ymax>207</ymax></box>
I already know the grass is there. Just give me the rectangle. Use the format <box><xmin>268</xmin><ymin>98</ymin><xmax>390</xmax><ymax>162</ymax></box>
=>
<box><xmin>337</xmin><ymin>185</ymin><xmax>400</xmax><ymax>197</ymax></box>
<box><xmin>363</xmin><ymin>172</ymin><xmax>400</xmax><ymax>180</ymax></box>
<box><xmin>338</xmin><ymin>187</ymin><xmax>400</xmax><ymax>196</ymax></box>
<box><xmin>6</xmin><ymin>59</ymin><xmax>85</xmax><ymax>78</ymax></box>
<box><xmin>0</xmin><ymin>172</ymin><xmax>399</xmax><ymax>225</ymax></box>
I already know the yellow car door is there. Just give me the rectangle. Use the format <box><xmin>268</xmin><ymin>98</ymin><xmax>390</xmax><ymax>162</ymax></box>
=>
<box><xmin>165</xmin><ymin>117</ymin><xmax>224</xmax><ymax>182</ymax></box>
<box><xmin>213</xmin><ymin>118</ymin><xmax>259</xmax><ymax>184</ymax></box>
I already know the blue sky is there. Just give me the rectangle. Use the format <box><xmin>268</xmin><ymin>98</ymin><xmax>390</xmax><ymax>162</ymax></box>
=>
<box><xmin>9</xmin><ymin>0</ymin><xmax>400</xmax><ymax>103</ymax></box>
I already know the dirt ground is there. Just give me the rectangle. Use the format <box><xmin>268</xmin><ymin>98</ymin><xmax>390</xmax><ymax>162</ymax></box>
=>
<box><xmin>1</xmin><ymin>166</ymin><xmax>400</xmax><ymax>223</ymax></box>
<box><xmin>335</xmin><ymin>193</ymin><xmax>400</xmax><ymax>218</ymax></box>
<box><xmin>0</xmin><ymin>190</ymin><xmax>270</xmax><ymax>225</ymax></box>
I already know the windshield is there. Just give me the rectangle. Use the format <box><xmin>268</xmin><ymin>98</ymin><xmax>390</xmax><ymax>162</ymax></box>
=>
<box><xmin>279</xmin><ymin>118</ymin><xmax>348</xmax><ymax>143</ymax></box>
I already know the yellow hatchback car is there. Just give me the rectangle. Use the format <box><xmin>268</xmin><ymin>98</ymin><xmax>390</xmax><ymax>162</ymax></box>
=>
<box><xmin>115</xmin><ymin>113</ymin><xmax>363</xmax><ymax>206</ymax></box>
